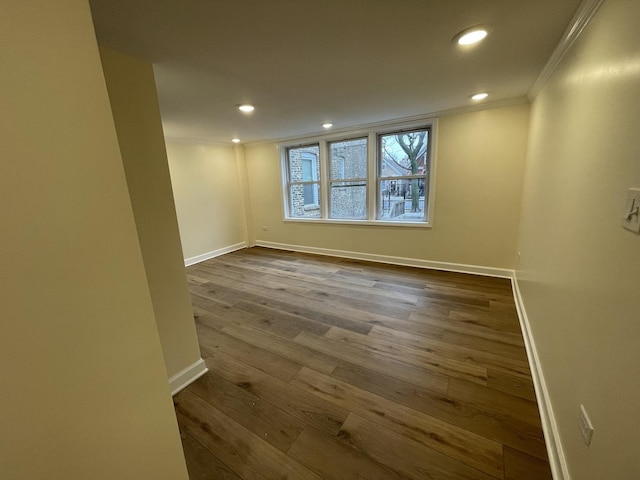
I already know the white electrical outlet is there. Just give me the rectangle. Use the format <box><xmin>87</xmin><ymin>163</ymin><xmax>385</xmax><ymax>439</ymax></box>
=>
<box><xmin>579</xmin><ymin>404</ymin><xmax>594</xmax><ymax>446</ymax></box>
<box><xmin>622</xmin><ymin>188</ymin><xmax>640</xmax><ymax>233</ymax></box>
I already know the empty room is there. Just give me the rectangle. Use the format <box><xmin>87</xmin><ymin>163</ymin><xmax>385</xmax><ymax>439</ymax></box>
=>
<box><xmin>2</xmin><ymin>0</ymin><xmax>639</xmax><ymax>479</ymax></box>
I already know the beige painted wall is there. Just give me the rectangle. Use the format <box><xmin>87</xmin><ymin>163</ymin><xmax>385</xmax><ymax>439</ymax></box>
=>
<box><xmin>0</xmin><ymin>1</ymin><xmax>187</xmax><ymax>478</ymax></box>
<box><xmin>100</xmin><ymin>47</ymin><xmax>202</xmax><ymax>379</ymax></box>
<box><xmin>166</xmin><ymin>142</ymin><xmax>247</xmax><ymax>260</ymax></box>
<box><xmin>516</xmin><ymin>0</ymin><xmax>640</xmax><ymax>477</ymax></box>
<box><xmin>244</xmin><ymin>104</ymin><xmax>530</xmax><ymax>269</ymax></box>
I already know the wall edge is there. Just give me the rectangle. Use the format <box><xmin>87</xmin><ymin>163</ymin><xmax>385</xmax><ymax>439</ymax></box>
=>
<box><xmin>184</xmin><ymin>242</ymin><xmax>248</xmax><ymax>267</ymax></box>
<box><xmin>528</xmin><ymin>0</ymin><xmax>604</xmax><ymax>100</ymax></box>
<box><xmin>169</xmin><ymin>358</ymin><xmax>208</xmax><ymax>396</ymax></box>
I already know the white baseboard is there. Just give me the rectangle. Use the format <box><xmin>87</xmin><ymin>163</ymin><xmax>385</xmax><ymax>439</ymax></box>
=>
<box><xmin>511</xmin><ymin>274</ymin><xmax>569</xmax><ymax>480</ymax></box>
<box><xmin>252</xmin><ymin>240</ymin><xmax>566</xmax><ymax>476</ymax></box>
<box><xmin>169</xmin><ymin>358</ymin><xmax>208</xmax><ymax>396</ymax></box>
<box><xmin>185</xmin><ymin>239</ymin><xmax>564</xmax><ymax>475</ymax></box>
<box><xmin>184</xmin><ymin>242</ymin><xmax>247</xmax><ymax>267</ymax></box>
<box><xmin>254</xmin><ymin>240</ymin><xmax>513</xmax><ymax>279</ymax></box>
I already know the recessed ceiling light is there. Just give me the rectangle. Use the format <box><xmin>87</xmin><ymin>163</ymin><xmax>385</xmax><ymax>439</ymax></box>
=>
<box><xmin>471</xmin><ymin>92</ymin><xmax>489</xmax><ymax>101</ymax></box>
<box><xmin>231</xmin><ymin>138</ymin><xmax>241</xmax><ymax>143</ymax></box>
<box><xmin>238</xmin><ymin>104</ymin><xmax>255</xmax><ymax>113</ymax></box>
<box><xmin>322</xmin><ymin>123</ymin><xmax>333</xmax><ymax>129</ymax></box>
<box><xmin>453</xmin><ymin>25</ymin><xmax>491</xmax><ymax>46</ymax></box>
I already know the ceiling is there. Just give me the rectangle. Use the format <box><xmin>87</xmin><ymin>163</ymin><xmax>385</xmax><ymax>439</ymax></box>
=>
<box><xmin>89</xmin><ymin>0</ymin><xmax>582</xmax><ymax>144</ymax></box>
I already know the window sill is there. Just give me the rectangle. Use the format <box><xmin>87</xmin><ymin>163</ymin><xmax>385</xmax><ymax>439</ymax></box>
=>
<box><xmin>283</xmin><ymin>218</ymin><xmax>432</xmax><ymax>228</ymax></box>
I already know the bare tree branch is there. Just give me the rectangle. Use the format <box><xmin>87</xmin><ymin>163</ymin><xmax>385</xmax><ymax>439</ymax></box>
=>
<box><xmin>383</xmin><ymin>145</ymin><xmax>410</xmax><ymax>172</ymax></box>
<box><xmin>394</xmin><ymin>132</ymin><xmax>426</xmax><ymax>212</ymax></box>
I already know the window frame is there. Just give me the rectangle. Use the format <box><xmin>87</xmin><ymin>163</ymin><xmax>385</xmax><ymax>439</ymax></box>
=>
<box><xmin>280</xmin><ymin>117</ymin><xmax>437</xmax><ymax>227</ymax></box>
<box><xmin>300</xmin><ymin>150</ymin><xmax>319</xmax><ymax>208</ymax></box>
<box><xmin>377</xmin><ymin>126</ymin><xmax>431</xmax><ymax>223</ymax></box>
<box><xmin>283</xmin><ymin>143</ymin><xmax>322</xmax><ymax>218</ymax></box>
<box><xmin>327</xmin><ymin>137</ymin><xmax>369</xmax><ymax>220</ymax></box>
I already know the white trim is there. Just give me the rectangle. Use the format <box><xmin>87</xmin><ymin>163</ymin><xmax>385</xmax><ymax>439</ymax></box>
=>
<box><xmin>196</xmin><ymin>240</ymin><xmax>567</xmax><ymax>476</ymax></box>
<box><xmin>282</xmin><ymin>218</ymin><xmax>432</xmax><ymax>228</ymax></box>
<box><xmin>278</xmin><ymin>119</ymin><xmax>439</xmax><ymax>228</ymax></box>
<box><xmin>251</xmin><ymin>241</ymin><xmax>568</xmax><ymax>475</ymax></box>
<box><xmin>528</xmin><ymin>0</ymin><xmax>604</xmax><ymax>100</ymax></box>
<box><xmin>164</xmin><ymin>136</ymin><xmax>232</xmax><ymax>147</ymax></box>
<box><xmin>248</xmin><ymin>97</ymin><xmax>528</xmax><ymax>147</ymax></box>
<box><xmin>367</xmin><ymin>132</ymin><xmax>376</xmax><ymax>222</ymax></box>
<box><xmin>318</xmin><ymin>139</ymin><xmax>329</xmax><ymax>218</ymax></box>
<box><xmin>511</xmin><ymin>273</ymin><xmax>570</xmax><ymax>480</ymax></box>
<box><xmin>254</xmin><ymin>241</ymin><xmax>512</xmax><ymax>278</ymax></box>
<box><xmin>184</xmin><ymin>242</ymin><xmax>247</xmax><ymax>266</ymax></box>
<box><xmin>169</xmin><ymin>358</ymin><xmax>208</xmax><ymax>396</ymax></box>
<box><xmin>278</xmin><ymin>116</ymin><xmax>438</xmax><ymax>151</ymax></box>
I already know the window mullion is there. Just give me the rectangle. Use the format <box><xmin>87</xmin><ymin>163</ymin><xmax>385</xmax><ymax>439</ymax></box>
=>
<box><xmin>282</xmin><ymin>121</ymin><xmax>433</xmax><ymax>224</ymax></box>
<box><xmin>281</xmin><ymin>145</ymin><xmax>291</xmax><ymax>218</ymax></box>
<box><xmin>367</xmin><ymin>131</ymin><xmax>376</xmax><ymax>221</ymax></box>
<box><xmin>330</xmin><ymin>177</ymin><xmax>368</xmax><ymax>184</ymax></box>
<box><xmin>318</xmin><ymin>139</ymin><xmax>329</xmax><ymax>219</ymax></box>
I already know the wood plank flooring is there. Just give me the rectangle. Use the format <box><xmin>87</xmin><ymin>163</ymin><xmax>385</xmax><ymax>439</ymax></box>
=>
<box><xmin>174</xmin><ymin>247</ymin><xmax>552</xmax><ymax>480</ymax></box>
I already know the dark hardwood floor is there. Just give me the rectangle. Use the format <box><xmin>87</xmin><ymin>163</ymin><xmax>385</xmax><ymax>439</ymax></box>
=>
<box><xmin>174</xmin><ymin>247</ymin><xmax>551</xmax><ymax>480</ymax></box>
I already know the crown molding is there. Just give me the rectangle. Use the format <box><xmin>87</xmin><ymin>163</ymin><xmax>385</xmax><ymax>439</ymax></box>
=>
<box><xmin>245</xmin><ymin>96</ymin><xmax>529</xmax><ymax>148</ymax></box>
<box><xmin>528</xmin><ymin>0</ymin><xmax>605</xmax><ymax>100</ymax></box>
<box><xmin>164</xmin><ymin>136</ymin><xmax>233</xmax><ymax>147</ymax></box>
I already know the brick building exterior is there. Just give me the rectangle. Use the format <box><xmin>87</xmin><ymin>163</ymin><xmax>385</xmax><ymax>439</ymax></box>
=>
<box><xmin>329</xmin><ymin>138</ymin><xmax>367</xmax><ymax>219</ymax></box>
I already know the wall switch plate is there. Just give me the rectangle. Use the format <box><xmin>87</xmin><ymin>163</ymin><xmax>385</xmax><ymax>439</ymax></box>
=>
<box><xmin>580</xmin><ymin>404</ymin><xmax>594</xmax><ymax>446</ymax></box>
<box><xmin>622</xmin><ymin>188</ymin><xmax>640</xmax><ymax>233</ymax></box>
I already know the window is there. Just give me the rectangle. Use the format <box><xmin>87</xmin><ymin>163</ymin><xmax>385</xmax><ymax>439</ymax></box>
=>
<box><xmin>301</xmin><ymin>152</ymin><xmax>319</xmax><ymax>206</ymax></box>
<box><xmin>329</xmin><ymin>138</ymin><xmax>367</xmax><ymax>219</ymax></box>
<box><xmin>378</xmin><ymin>128</ymin><xmax>429</xmax><ymax>222</ymax></box>
<box><xmin>281</xmin><ymin>119</ymin><xmax>435</xmax><ymax>226</ymax></box>
<box><xmin>285</xmin><ymin>145</ymin><xmax>320</xmax><ymax>218</ymax></box>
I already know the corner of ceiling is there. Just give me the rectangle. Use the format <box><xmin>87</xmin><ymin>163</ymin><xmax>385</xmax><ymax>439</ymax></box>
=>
<box><xmin>527</xmin><ymin>0</ymin><xmax>605</xmax><ymax>101</ymax></box>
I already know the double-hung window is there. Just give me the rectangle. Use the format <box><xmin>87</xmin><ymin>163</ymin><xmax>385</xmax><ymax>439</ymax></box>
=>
<box><xmin>285</xmin><ymin>144</ymin><xmax>321</xmax><ymax>218</ymax></box>
<box><xmin>329</xmin><ymin>138</ymin><xmax>368</xmax><ymax>219</ymax></box>
<box><xmin>378</xmin><ymin>128</ymin><xmax>430</xmax><ymax>222</ymax></box>
<box><xmin>281</xmin><ymin>119</ymin><xmax>435</xmax><ymax>225</ymax></box>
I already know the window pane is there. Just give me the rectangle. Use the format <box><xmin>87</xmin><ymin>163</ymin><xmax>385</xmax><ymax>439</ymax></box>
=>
<box><xmin>330</xmin><ymin>182</ymin><xmax>366</xmax><ymax>219</ymax></box>
<box><xmin>288</xmin><ymin>145</ymin><xmax>320</xmax><ymax>182</ymax></box>
<box><xmin>379</xmin><ymin>130</ymin><xmax>429</xmax><ymax>178</ymax></box>
<box><xmin>379</xmin><ymin>178</ymin><xmax>426</xmax><ymax>222</ymax></box>
<box><xmin>329</xmin><ymin>138</ymin><xmax>367</xmax><ymax>180</ymax></box>
<box><xmin>289</xmin><ymin>183</ymin><xmax>321</xmax><ymax>218</ymax></box>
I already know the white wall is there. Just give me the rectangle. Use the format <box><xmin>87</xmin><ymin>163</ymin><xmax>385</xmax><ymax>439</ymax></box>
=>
<box><xmin>244</xmin><ymin>104</ymin><xmax>530</xmax><ymax>270</ymax></box>
<box><xmin>0</xmin><ymin>1</ymin><xmax>188</xmax><ymax>478</ymax></box>
<box><xmin>166</xmin><ymin>143</ymin><xmax>247</xmax><ymax>262</ymax></box>
<box><xmin>100</xmin><ymin>47</ymin><xmax>203</xmax><ymax>380</ymax></box>
<box><xmin>159</xmin><ymin>5</ymin><xmax>640</xmax><ymax>476</ymax></box>
<box><xmin>516</xmin><ymin>0</ymin><xmax>640</xmax><ymax>477</ymax></box>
